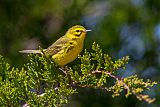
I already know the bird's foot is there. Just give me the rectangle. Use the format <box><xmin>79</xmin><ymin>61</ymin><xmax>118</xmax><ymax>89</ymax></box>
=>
<box><xmin>59</xmin><ymin>66</ymin><xmax>68</xmax><ymax>75</ymax></box>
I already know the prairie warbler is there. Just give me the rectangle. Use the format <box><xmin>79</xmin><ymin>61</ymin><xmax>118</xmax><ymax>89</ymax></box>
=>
<box><xmin>19</xmin><ymin>25</ymin><xmax>91</xmax><ymax>66</ymax></box>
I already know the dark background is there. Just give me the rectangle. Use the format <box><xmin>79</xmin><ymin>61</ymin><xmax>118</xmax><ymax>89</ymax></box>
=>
<box><xmin>0</xmin><ymin>0</ymin><xmax>159</xmax><ymax>106</ymax></box>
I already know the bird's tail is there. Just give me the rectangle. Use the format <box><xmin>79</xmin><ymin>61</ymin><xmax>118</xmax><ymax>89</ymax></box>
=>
<box><xmin>19</xmin><ymin>50</ymin><xmax>42</xmax><ymax>54</ymax></box>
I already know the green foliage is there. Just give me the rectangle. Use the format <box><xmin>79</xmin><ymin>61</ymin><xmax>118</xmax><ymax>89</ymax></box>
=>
<box><xmin>0</xmin><ymin>55</ymin><xmax>10</xmax><ymax>81</ymax></box>
<box><xmin>0</xmin><ymin>43</ymin><xmax>157</xmax><ymax>106</ymax></box>
<box><xmin>0</xmin><ymin>55</ymin><xmax>28</xmax><ymax>106</ymax></box>
<box><xmin>0</xmin><ymin>54</ymin><xmax>76</xmax><ymax>106</ymax></box>
<box><xmin>70</xmin><ymin>42</ymin><xmax>157</xmax><ymax>104</ymax></box>
<box><xmin>108</xmin><ymin>75</ymin><xmax>157</xmax><ymax>103</ymax></box>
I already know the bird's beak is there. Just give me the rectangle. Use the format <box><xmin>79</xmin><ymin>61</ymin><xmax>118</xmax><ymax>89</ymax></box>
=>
<box><xmin>85</xmin><ymin>30</ymin><xmax>92</xmax><ymax>32</ymax></box>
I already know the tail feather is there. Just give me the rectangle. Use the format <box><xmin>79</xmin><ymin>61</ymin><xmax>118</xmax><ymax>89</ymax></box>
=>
<box><xmin>19</xmin><ymin>50</ymin><xmax>42</xmax><ymax>54</ymax></box>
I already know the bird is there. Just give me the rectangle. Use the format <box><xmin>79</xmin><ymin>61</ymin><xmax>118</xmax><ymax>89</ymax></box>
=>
<box><xmin>19</xmin><ymin>25</ymin><xmax>91</xmax><ymax>67</ymax></box>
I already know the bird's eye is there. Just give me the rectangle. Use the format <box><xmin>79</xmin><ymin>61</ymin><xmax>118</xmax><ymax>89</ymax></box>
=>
<box><xmin>74</xmin><ymin>29</ymin><xmax>82</xmax><ymax>37</ymax></box>
<box><xmin>76</xmin><ymin>30</ymin><xmax>80</xmax><ymax>32</ymax></box>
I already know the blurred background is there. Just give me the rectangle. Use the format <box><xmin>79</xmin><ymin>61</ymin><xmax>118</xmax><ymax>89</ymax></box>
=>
<box><xmin>0</xmin><ymin>0</ymin><xmax>159</xmax><ymax>106</ymax></box>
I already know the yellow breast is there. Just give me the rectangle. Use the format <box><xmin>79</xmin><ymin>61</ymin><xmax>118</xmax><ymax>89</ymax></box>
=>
<box><xmin>52</xmin><ymin>40</ymin><xmax>83</xmax><ymax>66</ymax></box>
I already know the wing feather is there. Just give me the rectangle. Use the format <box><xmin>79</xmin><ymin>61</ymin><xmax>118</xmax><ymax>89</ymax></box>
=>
<box><xmin>45</xmin><ymin>36</ymin><xmax>71</xmax><ymax>56</ymax></box>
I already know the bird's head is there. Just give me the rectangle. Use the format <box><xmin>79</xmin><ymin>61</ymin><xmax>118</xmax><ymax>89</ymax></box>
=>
<box><xmin>66</xmin><ymin>25</ymin><xmax>91</xmax><ymax>40</ymax></box>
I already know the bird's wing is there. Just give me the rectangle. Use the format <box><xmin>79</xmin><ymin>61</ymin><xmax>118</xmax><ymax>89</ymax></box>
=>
<box><xmin>45</xmin><ymin>36</ymin><xmax>73</xmax><ymax>56</ymax></box>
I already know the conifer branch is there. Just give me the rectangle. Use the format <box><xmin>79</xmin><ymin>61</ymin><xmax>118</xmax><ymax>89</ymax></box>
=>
<box><xmin>0</xmin><ymin>42</ymin><xmax>157</xmax><ymax>106</ymax></box>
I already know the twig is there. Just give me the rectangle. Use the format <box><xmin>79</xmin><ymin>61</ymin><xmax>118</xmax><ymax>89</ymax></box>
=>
<box><xmin>90</xmin><ymin>70</ymin><xmax>155</xmax><ymax>103</ymax></box>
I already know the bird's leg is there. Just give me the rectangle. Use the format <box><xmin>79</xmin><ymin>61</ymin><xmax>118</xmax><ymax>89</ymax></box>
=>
<box><xmin>59</xmin><ymin>66</ymin><xmax>68</xmax><ymax>75</ymax></box>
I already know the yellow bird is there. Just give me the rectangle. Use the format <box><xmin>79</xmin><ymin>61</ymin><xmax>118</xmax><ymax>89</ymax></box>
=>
<box><xmin>19</xmin><ymin>25</ymin><xmax>91</xmax><ymax>67</ymax></box>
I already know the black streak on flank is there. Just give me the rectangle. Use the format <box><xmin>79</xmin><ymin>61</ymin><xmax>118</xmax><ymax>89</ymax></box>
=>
<box><xmin>66</xmin><ymin>45</ymin><xmax>75</xmax><ymax>53</ymax></box>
